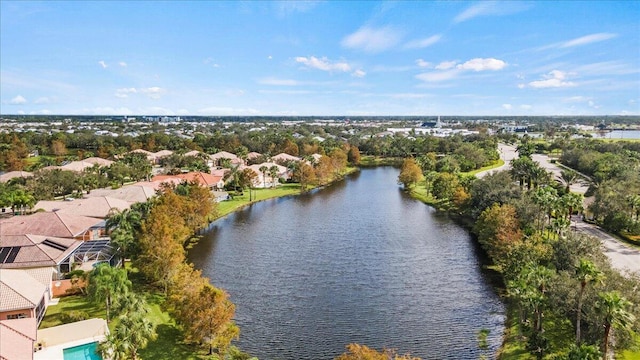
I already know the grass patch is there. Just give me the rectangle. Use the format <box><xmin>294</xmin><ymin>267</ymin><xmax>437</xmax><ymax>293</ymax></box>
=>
<box><xmin>215</xmin><ymin>183</ymin><xmax>303</xmax><ymax>218</ymax></box>
<box><xmin>39</xmin><ymin>295</ymin><xmax>106</xmax><ymax>329</ymax></box>
<box><xmin>461</xmin><ymin>159</ymin><xmax>505</xmax><ymax>177</ymax></box>
<box><xmin>359</xmin><ymin>155</ymin><xmax>403</xmax><ymax>167</ymax></box>
<box><xmin>497</xmin><ymin>305</ymin><xmax>535</xmax><ymax>360</ymax></box>
<box><xmin>619</xmin><ymin>232</ymin><xmax>640</xmax><ymax>249</ymax></box>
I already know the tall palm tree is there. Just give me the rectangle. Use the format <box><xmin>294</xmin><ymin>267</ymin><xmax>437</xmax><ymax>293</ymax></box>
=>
<box><xmin>88</xmin><ymin>264</ymin><xmax>131</xmax><ymax>322</ymax></box>
<box><xmin>575</xmin><ymin>259</ymin><xmax>604</xmax><ymax>343</ymax></box>
<box><xmin>596</xmin><ymin>291</ymin><xmax>635</xmax><ymax>360</ymax></box>
<box><xmin>269</xmin><ymin>165</ymin><xmax>279</xmax><ymax>188</ymax></box>
<box><xmin>259</xmin><ymin>165</ymin><xmax>268</xmax><ymax>188</ymax></box>
<box><xmin>560</xmin><ymin>169</ymin><xmax>579</xmax><ymax>193</ymax></box>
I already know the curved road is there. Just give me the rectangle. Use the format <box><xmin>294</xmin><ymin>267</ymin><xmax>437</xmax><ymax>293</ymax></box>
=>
<box><xmin>477</xmin><ymin>143</ymin><xmax>640</xmax><ymax>275</ymax></box>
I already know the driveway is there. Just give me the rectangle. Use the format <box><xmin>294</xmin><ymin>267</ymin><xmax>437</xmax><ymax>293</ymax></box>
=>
<box><xmin>573</xmin><ymin>217</ymin><xmax>640</xmax><ymax>275</ymax></box>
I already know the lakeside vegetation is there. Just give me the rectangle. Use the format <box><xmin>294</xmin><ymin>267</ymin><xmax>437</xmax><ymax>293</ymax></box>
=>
<box><xmin>3</xmin><ymin>119</ymin><xmax>640</xmax><ymax>359</ymax></box>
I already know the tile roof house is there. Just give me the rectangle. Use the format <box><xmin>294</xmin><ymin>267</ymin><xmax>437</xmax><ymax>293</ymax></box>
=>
<box><xmin>0</xmin><ymin>317</ymin><xmax>37</xmax><ymax>360</ymax></box>
<box><xmin>42</xmin><ymin>157</ymin><xmax>114</xmax><ymax>172</ymax></box>
<box><xmin>0</xmin><ymin>234</ymin><xmax>83</xmax><ymax>273</ymax></box>
<box><xmin>271</xmin><ymin>153</ymin><xmax>301</xmax><ymax>164</ymax></box>
<box><xmin>0</xmin><ymin>171</ymin><xmax>34</xmax><ymax>183</ymax></box>
<box><xmin>33</xmin><ymin>196</ymin><xmax>133</xmax><ymax>219</ymax></box>
<box><xmin>152</xmin><ymin>172</ymin><xmax>225</xmax><ymax>190</ymax></box>
<box><xmin>86</xmin><ymin>184</ymin><xmax>157</xmax><ymax>203</ymax></box>
<box><xmin>210</xmin><ymin>151</ymin><xmax>241</xmax><ymax>167</ymax></box>
<box><xmin>0</xmin><ymin>212</ymin><xmax>104</xmax><ymax>241</ymax></box>
<box><xmin>245</xmin><ymin>163</ymin><xmax>289</xmax><ymax>188</ymax></box>
<box><xmin>0</xmin><ymin>269</ymin><xmax>49</xmax><ymax>326</ymax></box>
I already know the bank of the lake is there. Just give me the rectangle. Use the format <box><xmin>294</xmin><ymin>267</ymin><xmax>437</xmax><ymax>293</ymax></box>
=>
<box><xmin>190</xmin><ymin>167</ymin><xmax>505</xmax><ymax>360</ymax></box>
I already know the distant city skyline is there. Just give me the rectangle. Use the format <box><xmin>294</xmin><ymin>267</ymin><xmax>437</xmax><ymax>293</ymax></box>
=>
<box><xmin>1</xmin><ymin>1</ymin><xmax>639</xmax><ymax>116</ymax></box>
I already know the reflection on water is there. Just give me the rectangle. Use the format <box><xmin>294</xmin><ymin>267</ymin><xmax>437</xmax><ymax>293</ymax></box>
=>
<box><xmin>189</xmin><ymin>167</ymin><xmax>505</xmax><ymax>360</ymax></box>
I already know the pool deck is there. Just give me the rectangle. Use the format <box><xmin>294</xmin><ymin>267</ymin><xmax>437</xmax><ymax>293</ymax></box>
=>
<box><xmin>34</xmin><ymin>318</ymin><xmax>108</xmax><ymax>360</ymax></box>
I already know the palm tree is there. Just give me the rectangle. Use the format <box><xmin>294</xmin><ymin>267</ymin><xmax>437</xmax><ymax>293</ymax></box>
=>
<box><xmin>88</xmin><ymin>264</ymin><xmax>131</xmax><ymax>322</ymax></box>
<box><xmin>259</xmin><ymin>165</ymin><xmax>268</xmax><ymax>188</ymax></box>
<box><xmin>560</xmin><ymin>169</ymin><xmax>579</xmax><ymax>193</ymax></box>
<box><xmin>575</xmin><ymin>259</ymin><xmax>604</xmax><ymax>343</ymax></box>
<box><xmin>269</xmin><ymin>165</ymin><xmax>279</xmax><ymax>188</ymax></box>
<box><xmin>596</xmin><ymin>291</ymin><xmax>635</xmax><ymax>360</ymax></box>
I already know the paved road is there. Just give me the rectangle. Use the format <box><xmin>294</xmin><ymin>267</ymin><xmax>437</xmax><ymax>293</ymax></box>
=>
<box><xmin>573</xmin><ymin>217</ymin><xmax>640</xmax><ymax>275</ymax></box>
<box><xmin>476</xmin><ymin>143</ymin><xmax>518</xmax><ymax>178</ymax></box>
<box><xmin>475</xmin><ymin>143</ymin><xmax>639</xmax><ymax>275</ymax></box>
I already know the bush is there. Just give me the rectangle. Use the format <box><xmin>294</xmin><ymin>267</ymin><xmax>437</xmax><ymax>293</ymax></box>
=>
<box><xmin>65</xmin><ymin>269</ymin><xmax>85</xmax><ymax>279</ymax></box>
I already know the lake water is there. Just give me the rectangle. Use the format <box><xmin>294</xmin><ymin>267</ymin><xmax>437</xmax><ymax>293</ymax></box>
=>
<box><xmin>189</xmin><ymin>167</ymin><xmax>505</xmax><ymax>359</ymax></box>
<box><xmin>594</xmin><ymin>130</ymin><xmax>640</xmax><ymax>139</ymax></box>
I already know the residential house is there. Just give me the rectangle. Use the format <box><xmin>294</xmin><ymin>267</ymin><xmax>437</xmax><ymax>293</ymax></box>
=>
<box><xmin>0</xmin><ymin>234</ymin><xmax>83</xmax><ymax>274</ymax></box>
<box><xmin>33</xmin><ymin>196</ymin><xmax>133</xmax><ymax>219</ymax></box>
<box><xmin>0</xmin><ymin>318</ymin><xmax>37</xmax><ymax>360</ymax></box>
<box><xmin>210</xmin><ymin>151</ymin><xmax>240</xmax><ymax>167</ymax></box>
<box><xmin>245</xmin><ymin>162</ymin><xmax>289</xmax><ymax>188</ymax></box>
<box><xmin>0</xmin><ymin>171</ymin><xmax>34</xmax><ymax>183</ymax></box>
<box><xmin>0</xmin><ymin>212</ymin><xmax>105</xmax><ymax>241</ymax></box>
<box><xmin>86</xmin><ymin>183</ymin><xmax>157</xmax><ymax>204</ymax></box>
<box><xmin>42</xmin><ymin>157</ymin><xmax>114</xmax><ymax>172</ymax></box>
<box><xmin>151</xmin><ymin>172</ymin><xmax>225</xmax><ymax>190</ymax></box>
<box><xmin>271</xmin><ymin>153</ymin><xmax>300</xmax><ymax>164</ymax></box>
<box><xmin>0</xmin><ymin>269</ymin><xmax>49</xmax><ymax>325</ymax></box>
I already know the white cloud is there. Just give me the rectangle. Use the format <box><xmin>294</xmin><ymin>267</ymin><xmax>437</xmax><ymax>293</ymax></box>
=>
<box><xmin>268</xmin><ymin>55</ymin><xmax>273</xmax><ymax>60</ymax></box>
<box><xmin>389</xmin><ymin>93</ymin><xmax>431</xmax><ymax>99</ymax></box>
<box><xmin>416</xmin><ymin>59</ymin><xmax>431</xmax><ymax>68</ymax></box>
<box><xmin>275</xmin><ymin>1</ymin><xmax>319</xmax><ymax>17</ymax></box>
<box><xmin>98</xmin><ymin>60</ymin><xmax>108</xmax><ymax>68</ymax></box>
<box><xmin>10</xmin><ymin>95</ymin><xmax>27</xmax><ymax>104</ymax></box>
<box><xmin>341</xmin><ymin>26</ymin><xmax>403</xmax><ymax>53</ymax></box>
<box><xmin>115</xmin><ymin>88</ymin><xmax>138</xmax><ymax>98</ymax></box>
<box><xmin>258</xmin><ymin>77</ymin><xmax>299</xmax><ymax>86</ymax></box>
<box><xmin>517</xmin><ymin>83</ymin><xmax>526</xmax><ymax>89</ymax></box>
<box><xmin>351</xmin><ymin>69</ymin><xmax>366</xmax><ymax>78</ymax></box>
<box><xmin>114</xmin><ymin>87</ymin><xmax>165</xmax><ymax>99</ymax></box>
<box><xmin>502</xmin><ymin>104</ymin><xmax>512</xmax><ymax>110</ymax></box>
<box><xmin>295</xmin><ymin>56</ymin><xmax>351</xmax><ymax>72</ymax></box>
<box><xmin>456</xmin><ymin>58</ymin><xmax>507</xmax><ymax>71</ymax></box>
<box><xmin>404</xmin><ymin>34</ymin><xmax>442</xmax><ymax>49</ymax></box>
<box><xmin>416</xmin><ymin>69</ymin><xmax>460</xmax><ymax>82</ymax></box>
<box><xmin>140</xmin><ymin>87</ymin><xmax>165</xmax><ymax>99</ymax></box>
<box><xmin>560</xmin><ymin>33</ymin><xmax>617</xmax><ymax>48</ymax></box>
<box><xmin>520</xmin><ymin>104</ymin><xmax>532</xmax><ymax>110</ymax></box>
<box><xmin>453</xmin><ymin>1</ymin><xmax>530</xmax><ymax>23</ymax></box>
<box><xmin>17</xmin><ymin>110</ymin><xmax>25</xmax><ymax>115</ymax></box>
<box><xmin>435</xmin><ymin>61</ymin><xmax>457</xmax><ymax>70</ymax></box>
<box><xmin>118</xmin><ymin>61</ymin><xmax>127</xmax><ymax>67</ymax></box>
<box><xmin>528</xmin><ymin>70</ymin><xmax>576</xmax><ymax>88</ymax></box>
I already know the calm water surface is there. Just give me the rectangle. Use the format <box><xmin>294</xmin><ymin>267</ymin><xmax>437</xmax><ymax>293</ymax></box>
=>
<box><xmin>189</xmin><ymin>167</ymin><xmax>505</xmax><ymax>359</ymax></box>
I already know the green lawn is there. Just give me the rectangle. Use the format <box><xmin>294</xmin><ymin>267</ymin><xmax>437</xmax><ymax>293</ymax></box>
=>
<box><xmin>497</xmin><ymin>306</ymin><xmax>534</xmax><ymax>360</ymax></box>
<box><xmin>215</xmin><ymin>184</ymin><xmax>303</xmax><ymax>218</ymax></box>
<box><xmin>461</xmin><ymin>159</ymin><xmax>505</xmax><ymax>177</ymax></box>
<box><xmin>39</xmin><ymin>295</ymin><xmax>106</xmax><ymax>329</ymax></box>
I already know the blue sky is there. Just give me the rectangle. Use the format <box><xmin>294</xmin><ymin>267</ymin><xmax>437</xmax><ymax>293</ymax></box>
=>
<box><xmin>1</xmin><ymin>1</ymin><xmax>639</xmax><ymax>116</ymax></box>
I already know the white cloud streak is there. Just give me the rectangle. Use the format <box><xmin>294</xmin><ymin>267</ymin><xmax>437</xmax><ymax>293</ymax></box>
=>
<box><xmin>457</xmin><ymin>58</ymin><xmax>507</xmax><ymax>71</ymax></box>
<box><xmin>416</xmin><ymin>58</ymin><xmax>507</xmax><ymax>83</ymax></box>
<box><xmin>404</xmin><ymin>34</ymin><xmax>442</xmax><ymax>49</ymax></box>
<box><xmin>341</xmin><ymin>26</ymin><xmax>403</xmax><ymax>53</ymax></box>
<box><xmin>295</xmin><ymin>56</ymin><xmax>352</xmax><ymax>72</ymax></box>
<box><xmin>560</xmin><ymin>33</ymin><xmax>617</xmax><ymax>48</ymax></box>
<box><xmin>453</xmin><ymin>1</ymin><xmax>530</xmax><ymax>23</ymax></box>
<box><xmin>98</xmin><ymin>60</ymin><xmax>108</xmax><ymax>68</ymax></box>
<box><xmin>258</xmin><ymin>77</ymin><xmax>300</xmax><ymax>86</ymax></box>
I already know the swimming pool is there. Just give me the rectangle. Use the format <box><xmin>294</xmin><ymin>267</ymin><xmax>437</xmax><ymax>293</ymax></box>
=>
<box><xmin>63</xmin><ymin>342</ymin><xmax>102</xmax><ymax>360</ymax></box>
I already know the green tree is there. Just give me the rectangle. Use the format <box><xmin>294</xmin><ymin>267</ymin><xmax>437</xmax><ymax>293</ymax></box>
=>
<box><xmin>575</xmin><ymin>259</ymin><xmax>604</xmax><ymax>344</ymax></box>
<box><xmin>397</xmin><ymin>158</ymin><xmax>422</xmax><ymax>190</ymax></box>
<box><xmin>596</xmin><ymin>291</ymin><xmax>636</xmax><ymax>360</ymax></box>
<box><xmin>87</xmin><ymin>264</ymin><xmax>131</xmax><ymax>322</ymax></box>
